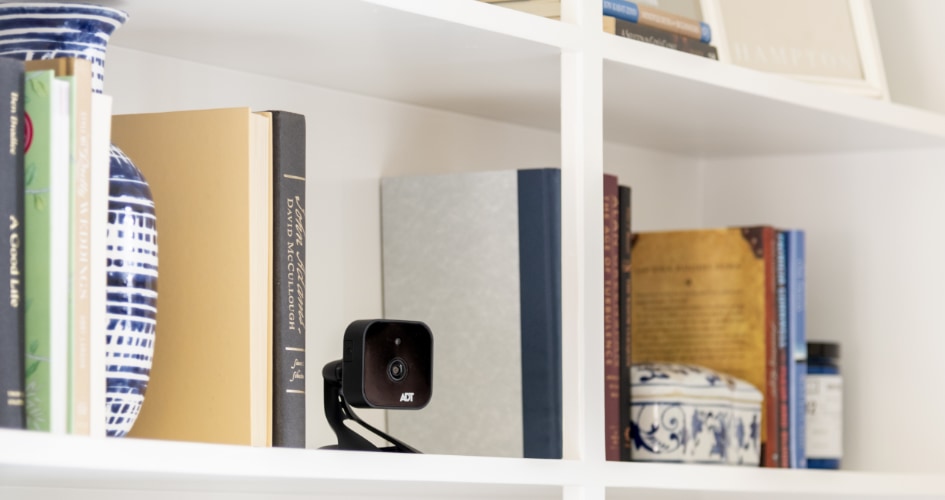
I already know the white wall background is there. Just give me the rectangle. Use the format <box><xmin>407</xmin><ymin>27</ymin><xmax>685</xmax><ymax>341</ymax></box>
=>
<box><xmin>872</xmin><ymin>0</ymin><xmax>945</xmax><ymax>114</ymax></box>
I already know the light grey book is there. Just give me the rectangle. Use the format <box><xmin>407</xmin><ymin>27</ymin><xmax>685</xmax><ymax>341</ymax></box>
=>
<box><xmin>381</xmin><ymin>168</ymin><xmax>561</xmax><ymax>459</ymax></box>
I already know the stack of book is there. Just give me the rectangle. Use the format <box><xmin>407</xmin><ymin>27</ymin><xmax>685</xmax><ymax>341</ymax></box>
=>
<box><xmin>481</xmin><ymin>0</ymin><xmax>560</xmax><ymax>19</ymax></box>
<box><xmin>0</xmin><ymin>57</ymin><xmax>113</xmax><ymax>436</ymax></box>
<box><xmin>602</xmin><ymin>0</ymin><xmax>718</xmax><ymax>59</ymax></box>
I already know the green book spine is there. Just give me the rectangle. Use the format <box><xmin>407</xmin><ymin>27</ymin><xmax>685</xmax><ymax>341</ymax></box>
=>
<box><xmin>23</xmin><ymin>70</ymin><xmax>70</xmax><ymax>432</ymax></box>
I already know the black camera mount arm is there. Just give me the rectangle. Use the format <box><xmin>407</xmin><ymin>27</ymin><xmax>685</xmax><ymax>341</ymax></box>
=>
<box><xmin>321</xmin><ymin>360</ymin><xmax>420</xmax><ymax>453</ymax></box>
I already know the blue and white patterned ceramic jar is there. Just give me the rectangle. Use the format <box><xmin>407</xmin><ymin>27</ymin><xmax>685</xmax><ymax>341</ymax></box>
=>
<box><xmin>630</xmin><ymin>363</ymin><xmax>763</xmax><ymax>465</ymax></box>
<box><xmin>0</xmin><ymin>2</ymin><xmax>157</xmax><ymax>437</ymax></box>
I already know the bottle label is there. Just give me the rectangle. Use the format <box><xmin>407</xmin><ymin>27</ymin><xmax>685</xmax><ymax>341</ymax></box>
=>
<box><xmin>806</xmin><ymin>373</ymin><xmax>843</xmax><ymax>458</ymax></box>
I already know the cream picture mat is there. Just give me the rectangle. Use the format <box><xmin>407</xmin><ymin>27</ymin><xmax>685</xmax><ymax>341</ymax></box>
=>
<box><xmin>701</xmin><ymin>0</ymin><xmax>888</xmax><ymax>99</ymax></box>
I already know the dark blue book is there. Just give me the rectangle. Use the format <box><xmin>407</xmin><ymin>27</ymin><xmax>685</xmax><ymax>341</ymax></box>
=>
<box><xmin>381</xmin><ymin>168</ymin><xmax>562</xmax><ymax>459</ymax></box>
<box><xmin>618</xmin><ymin>185</ymin><xmax>632</xmax><ymax>461</ymax></box>
<box><xmin>0</xmin><ymin>56</ymin><xmax>25</xmax><ymax>430</ymax></box>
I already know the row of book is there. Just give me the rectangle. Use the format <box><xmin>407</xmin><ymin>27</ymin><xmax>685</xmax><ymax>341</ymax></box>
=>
<box><xmin>602</xmin><ymin>0</ymin><xmax>718</xmax><ymax>59</ymax></box>
<box><xmin>0</xmin><ymin>56</ymin><xmax>308</xmax><ymax>448</ymax></box>
<box><xmin>0</xmin><ymin>56</ymin><xmax>112</xmax><ymax>436</ymax></box>
<box><xmin>378</xmin><ymin>167</ymin><xmax>809</xmax><ymax>468</ymax></box>
<box><xmin>481</xmin><ymin>0</ymin><xmax>718</xmax><ymax>60</ymax></box>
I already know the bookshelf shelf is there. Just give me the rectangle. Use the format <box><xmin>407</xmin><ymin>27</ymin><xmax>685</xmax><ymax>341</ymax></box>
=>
<box><xmin>4</xmin><ymin>0</ymin><xmax>945</xmax><ymax>499</ymax></box>
<box><xmin>3</xmin><ymin>430</ymin><xmax>944</xmax><ymax>499</ymax></box>
<box><xmin>109</xmin><ymin>0</ymin><xmax>945</xmax><ymax>158</ymax></box>
<box><xmin>601</xmin><ymin>33</ymin><xmax>945</xmax><ymax>156</ymax></box>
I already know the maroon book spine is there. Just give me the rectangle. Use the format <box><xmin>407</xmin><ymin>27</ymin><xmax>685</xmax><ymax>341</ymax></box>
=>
<box><xmin>603</xmin><ymin>174</ymin><xmax>620</xmax><ymax>461</ymax></box>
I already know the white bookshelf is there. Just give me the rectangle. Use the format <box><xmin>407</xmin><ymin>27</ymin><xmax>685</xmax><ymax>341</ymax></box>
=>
<box><xmin>4</xmin><ymin>0</ymin><xmax>945</xmax><ymax>498</ymax></box>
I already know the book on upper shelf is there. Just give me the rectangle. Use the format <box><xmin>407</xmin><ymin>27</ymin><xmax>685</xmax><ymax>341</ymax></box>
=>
<box><xmin>0</xmin><ymin>56</ymin><xmax>25</xmax><ymax>430</ymax></box>
<box><xmin>602</xmin><ymin>0</ymin><xmax>711</xmax><ymax>43</ymax></box>
<box><xmin>381</xmin><ymin>168</ymin><xmax>562</xmax><ymax>459</ymax></box>
<box><xmin>482</xmin><ymin>0</ymin><xmax>560</xmax><ymax>18</ymax></box>
<box><xmin>267</xmin><ymin>110</ymin><xmax>307</xmax><ymax>449</ymax></box>
<box><xmin>114</xmin><ymin>107</ymin><xmax>273</xmax><ymax>447</ymax></box>
<box><xmin>22</xmin><ymin>69</ymin><xmax>72</xmax><ymax>434</ymax></box>
<box><xmin>629</xmin><ymin>226</ymin><xmax>780</xmax><ymax>466</ymax></box>
<box><xmin>603</xmin><ymin>15</ymin><xmax>718</xmax><ymax>60</ymax></box>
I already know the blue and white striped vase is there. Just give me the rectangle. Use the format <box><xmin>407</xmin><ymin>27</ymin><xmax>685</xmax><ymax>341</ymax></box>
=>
<box><xmin>0</xmin><ymin>2</ymin><xmax>157</xmax><ymax>437</ymax></box>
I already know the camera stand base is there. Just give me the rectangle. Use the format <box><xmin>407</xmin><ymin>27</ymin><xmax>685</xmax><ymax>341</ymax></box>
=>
<box><xmin>321</xmin><ymin>360</ymin><xmax>421</xmax><ymax>453</ymax></box>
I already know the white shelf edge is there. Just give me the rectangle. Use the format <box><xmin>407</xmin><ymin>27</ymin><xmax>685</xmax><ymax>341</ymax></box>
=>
<box><xmin>4</xmin><ymin>430</ymin><xmax>945</xmax><ymax>497</ymax></box>
<box><xmin>599</xmin><ymin>32</ymin><xmax>945</xmax><ymax>146</ymax></box>
<box><xmin>0</xmin><ymin>430</ymin><xmax>577</xmax><ymax>489</ymax></box>
<box><xmin>600</xmin><ymin>461</ymin><xmax>945</xmax><ymax>497</ymax></box>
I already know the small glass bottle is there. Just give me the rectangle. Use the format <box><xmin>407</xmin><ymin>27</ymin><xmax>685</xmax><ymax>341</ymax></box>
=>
<box><xmin>806</xmin><ymin>341</ymin><xmax>843</xmax><ymax>469</ymax></box>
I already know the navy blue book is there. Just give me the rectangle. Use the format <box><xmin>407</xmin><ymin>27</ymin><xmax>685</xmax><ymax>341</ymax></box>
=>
<box><xmin>382</xmin><ymin>168</ymin><xmax>562</xmax><ymax>459</ymax></box>
<box><xmin>0</xmin><ymin>56</ymin><xmax>25</xmax><ymax>429</ymax></box>
<box><xmin>618</xmin><ymin>185</ymin><xmax>632</xmax><ymax>461</ymax></box>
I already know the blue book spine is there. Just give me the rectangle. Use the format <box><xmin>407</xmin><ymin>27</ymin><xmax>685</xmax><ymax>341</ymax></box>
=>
<box><xmin>603</xmin><ymin>0</ymin><xmax>640</xmax><ymax>23</ymax></box>
<box><xmin>776</xmin><ymin>231</ymin><xmax>789</xmax><ymax>466</ymax></box>
<box><xmin>787</xmin><ymin>230</ymin><xmax>807</xmax><ymax>468</ymax></box>
<box><xmin>518</xmin><ymin>168</ymin><xmax>562</xmax><ymax>460</ymax></box>
<box><xmin>602</xmin><ymin>0</ymin><xmax>712</xmax><ymax>43</ymax></box>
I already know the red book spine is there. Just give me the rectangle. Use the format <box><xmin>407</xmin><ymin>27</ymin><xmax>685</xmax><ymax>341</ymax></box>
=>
<box><xmin>762</xmin><ymin>226</ymin><xmax>781</xmax><ymax>467</ymax></box>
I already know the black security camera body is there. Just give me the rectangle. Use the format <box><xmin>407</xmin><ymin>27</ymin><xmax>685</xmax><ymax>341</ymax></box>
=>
<box><xmin>322</xmin><ymin>319</ymin><xmax>433</xmax><ymax>453</ymax></box>
<box><xmin>342</xmin><ymin>319</ymin><xmax>433</xmax><ymax>409</ymax></box>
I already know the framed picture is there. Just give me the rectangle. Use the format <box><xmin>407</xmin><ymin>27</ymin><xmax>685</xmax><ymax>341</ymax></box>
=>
<box><xmin>699</xmin><ymin>0</ymin><xmax>889</xmax><ymax>99</ymax></box>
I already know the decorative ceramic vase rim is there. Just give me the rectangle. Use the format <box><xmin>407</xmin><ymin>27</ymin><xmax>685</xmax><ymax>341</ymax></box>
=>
<box><xmin>0</xmin><ymin>2</ymin><xmax>128</xmax><ymax>21</ymax></box>
<box><xmin>0</xmin><ymin>1</ymin><xmax>129</xmax><ymax>93</ymax></box>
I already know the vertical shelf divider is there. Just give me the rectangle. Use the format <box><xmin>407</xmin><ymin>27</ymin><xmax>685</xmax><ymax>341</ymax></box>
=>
<box><xmin>560</xmin><ymin>0</ymin><xmax>605</xmax><ymax>476</ymax></box>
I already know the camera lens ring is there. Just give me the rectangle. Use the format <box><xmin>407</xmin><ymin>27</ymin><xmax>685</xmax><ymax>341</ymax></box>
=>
<box><xmin>387</xmin><ymin>357</ymin><xmax>408</xmax><ymax>382</ymax></box>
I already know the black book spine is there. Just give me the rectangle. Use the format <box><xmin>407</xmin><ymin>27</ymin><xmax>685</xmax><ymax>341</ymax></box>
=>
<box><xmin>614</xmin><ymin>17</ymin><xmax>718</xmax><ymax>60</ymax></box>
<box><xmin>618</xmin><ymin>185</ymin><xmax>632</xmax><ymax>460</ymax></box>
<box><xmin>269</xmin><ymin>110</ymin><xmax>306</xmax><ymax>448</ymax></box>
<box><xmin>0</xmin><ymin>57</ymin><xmax>25</xmax><ymax>429</ymax></box>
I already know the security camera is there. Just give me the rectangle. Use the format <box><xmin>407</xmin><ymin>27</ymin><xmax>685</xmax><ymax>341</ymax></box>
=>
<box><xmin>340</xmin><ymin>319</ymin><xmax>433</xmax><ymax>409</ymax></box>
<box><xmin>322</xmin><ymin>319</ymin><xmax>433</xmax><ymax>452</ymax></box>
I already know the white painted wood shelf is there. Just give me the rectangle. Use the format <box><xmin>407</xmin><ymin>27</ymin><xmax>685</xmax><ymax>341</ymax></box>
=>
<box><xmin>106</xmin><ymin>0</ymin><xmax>945</xmax><ymax>156</ymax></box>
<box><xmin>4</xmin><ymin>0</ymin><xmax>945</xmax><ymax>499</ymax></box>
<box><xmin>2</xmin><ymin>430</ymin><xmax>944</xmax><ymax>499</ymax></box>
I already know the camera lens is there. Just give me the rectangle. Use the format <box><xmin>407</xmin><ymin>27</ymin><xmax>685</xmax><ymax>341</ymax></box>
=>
<box><xmin>387</xmin><ymin>357</ymin><xmax>407</xmax><ymax>382</ymax></box>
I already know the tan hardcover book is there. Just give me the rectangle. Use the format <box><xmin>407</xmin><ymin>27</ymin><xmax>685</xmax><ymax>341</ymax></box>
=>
<box><xmin>485</xmin><ymin>0</ymin><xmax>560</xmax><ymax>18</ymax></box>
<box><xmin>636</xmin><ymin>3</ymin><xmax>705</xmax><ymax>41</ymax></box>
<box><xmin>115</xmin><ymin>107</ymin><xmax>272</xmax><ymax>447</ymax></box>
<box><xmin>25</xmin><ymin>58</ymin><xmax>94</xmax><ymax>436</ymax></box>
<box><xmin>630</xmin><ymin>226</ymin><xmax>778</xmax><ymax>465</ymax></box>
